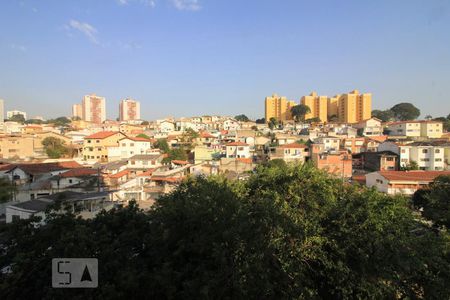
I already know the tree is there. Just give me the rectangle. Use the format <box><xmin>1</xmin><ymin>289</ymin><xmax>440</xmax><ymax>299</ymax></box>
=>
<box><xmin>263</xmin><ymin>158</ymin><xmax>287</xmax><ymax>169</ymax></box>
<box><xmin>290</xmin><ymin>104</ymin><xmax>311</xmax><ymax>122</ymax></box>
<box><xmin>2</xmin><ymin>165</ymin><xmax>449</xmax><ymax>299</ymax></box>
<box><xmin>0</xmin><ymin>177</ymin><xmax>16</xmax><ymax>203</ymax></box>
<box><xmin>136</xmin><ymin>133</ymin><xmax>151</xmax><ymax>139</ymax></box>
<box><xmin>141</xmin><ymin>121</ymin><xmax>149</xmax><ymax>125</ymax></box>
<box><xmin>234</xmin><ymin>114</ymin><xmax>250</xmax><ymax>122</ymax></box>
<box><xmin>255</xmin><ymin>118</ymin><xmax>265</xmax><ymax>124</ymax></box>
<box><xmin>328</xmin><ymin>114</ymin><xmax>338</xmax><ymax>122</ymax></box>
<box><xmin>42</xmin><ymin>137</ymin><xmax>68</xmax><ymax>158</ymax></box>
<box><xmin>305</xmin><ymin>117</ymin><xmax>321</xmax><ymax>123</ymax></box>
<box><xmin>154</xmin><ymin>138</ymin><xmax>169</xmax><ymax>153</ymax></box>
<box><xmin>433</xmin><ymin>117</ymin><xmax>450</xmax><ymax>132</ymax></box>
<box><xmin>390</xmin><ymin>103</ymin><xmax>420</xmax><ymax>121</ymax></box>
<box><xmin>251</xmin><ymin>125</ymin><xmax>258</xmax><ymax>131</ymax></box>
<box><xmin>372</xmin><ymin>109</ymin><xmax>395</xmax><ymax>122</ymax></box>
<box><xmin>413</xmin><ymin>175</ymin><xmax>450</xmax><ymax>228</ymax></box>
<box><xmin>8</xmin><ymin>114</ymin><xmax>25</xmax><ymax>123</ymax></box>
<box><xmin>46</xmin><ymin>117</ymin><xmax>71</xmax><ymax>127</ymax></box>
<box><xmin>268</xmin><ymin>117</ymin><xmax>278</xmax><ymax>130</ymax></box>
<box><xmin>425</xmin><ymin>114</ymin><xmax>433</xmax><ymax>120</ymax></box>
<box><xmin>71</xmin><ymin>116</ymin><xmax>81</xmax><ymax>121</ymax></box>
<box><xmin>401</xmin><ymin>160</ymin><xmax>419</xmax><ymax>171</ymax></box>
<box><xmin>25</xmin><ymin>119</ymin><xmax>44</xmax><ymax>124</ymax></box>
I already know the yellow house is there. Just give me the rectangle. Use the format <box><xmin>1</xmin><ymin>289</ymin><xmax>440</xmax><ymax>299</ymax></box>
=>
<box><xmin>83</xmin><ymin>131</ymin><xmax>126</xmax><ymax>162</ymax></box>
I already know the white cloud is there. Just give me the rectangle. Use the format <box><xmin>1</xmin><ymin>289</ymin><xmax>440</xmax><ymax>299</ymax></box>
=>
<box><xmin>116</xmin><ymin>0</ymin><xmax>156</xmax><ymax>7</ymax></box>
<box><xmin>68</xmin><ymin>20</ymin><xmax>99</xmax><ymax>45</ymax></box>
<box><xmin>171</xmin><ymin>0</ymin><xmax>201</xmax><ymax>11</ymax></box>
<box><xmin>10</xmin><ymin>44</ymin><xmax>27</xmax><ymax>52</ymax></box>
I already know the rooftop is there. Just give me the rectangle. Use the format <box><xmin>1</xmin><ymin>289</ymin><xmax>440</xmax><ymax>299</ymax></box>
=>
<box><xmin>85</xmin><ymin>131</ymin><xmax>121</xmax><ymax>139</ymax></box>
<box><xmin>377</xmin><ymin>170</ymin><xmax>450</xmax><ymax>182</ymax></box>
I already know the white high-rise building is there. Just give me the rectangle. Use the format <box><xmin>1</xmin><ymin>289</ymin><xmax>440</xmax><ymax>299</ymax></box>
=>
<box><xmin>0</xmin><ymin>99</ymin><xmax>4</xmax><ymax>122</ymax></box>
<box><xmin>72</xmin><ymin>94</ymin><xmax>106</xmax><ymax>124</ymax></box>
<box><xmin>119</xmin><ymin>98</ymin><xmax>141</xmax><ymax>121</ymax></box>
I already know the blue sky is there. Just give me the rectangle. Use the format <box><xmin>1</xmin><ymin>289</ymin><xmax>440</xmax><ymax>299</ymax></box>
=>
<box><xmin>0</xmin><ymin>0</ymin><xmax>449</xmax><ymax>120</ymax></box>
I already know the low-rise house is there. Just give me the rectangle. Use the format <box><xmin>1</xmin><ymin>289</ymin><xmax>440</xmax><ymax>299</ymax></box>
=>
<box><xmin>386</xmin><ymin>120</ymin><xmax>443</xmax><ymax>139</ymax></box>
<box><xmin>50</xmin><ymin>168</ymin><xmax>99</xmax><ymax>190</ymax></box>
<box><xmin>6</xmin><ymin>191</ymin><xmax>114</xmax><ymax>223</ymax></box>
<box><xmin>343</xmin><ymin>137</ymin><xmax>366</xmax><ymax>154</ymax></box>
<box><xmin>128</xmin><ymin>154</ymin><xmax>164</xmax><ymax>169</ymax></box>
<box><xmin>311</xmin><ymin>151</ymin><xmax>352</xmax><ymax>178</ymax></box>
<box><xmin>269</xmin><ymin>143</ymin><xmax>309</xmax><ymax>163</ymax></box>
<box><xmin>107</xmin><ymin>136</ymin><xmax>153</xmax><ymax>161</ymax></box>
<box><xmin>356</xmin><ymin>151</ymin><xmax>398</xmax><ymax>171</ymax></box>
<box><xmin>365</xmin><ymin>170</ymin><xmax>450</xmax><ymax>195</ymax></box>
<box><xmin>225</xmin><ymin>142</ymin><xmax>250</xmax><ymax>158</ymax></box>
<box><xmin>83</xmin><ymin>131</ymin><xmax>126</xmax><ymax>163</ymax></box>
<box><xmin>194</xmin><ymin>146</ymin><xmax>221</xmax><ymax>164</ymax></box>
<box><xmin>159</xmin><ymin>120</ymin><xmax>176</xmax><ymax>133</ymax></box>
<box><xmin>354</xmin><ymin>117</ymin><xmax>383</xmax><ymax>136</ymax></box>
<box><xmin>314</xmin><ymin>137</ymin><xmax>341</xmax><ymax>152</ymax></box>
<box><xmin>223</xmin><ymin>119</ymin><xmax>241</xmax><ymax>131</ymax></box>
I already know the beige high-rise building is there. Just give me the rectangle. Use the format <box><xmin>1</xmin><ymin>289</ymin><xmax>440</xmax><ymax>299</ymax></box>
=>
<box><xmin>72</xmin><ymin>94</ymin><xmax>106</xmax><ymax>124</ymax></box>
<box><xmin>301</xmin><ymin>92</ymin><xmax>328</xmax><ymax>122</ymax></box>
<box><xmin>337</xmin><ymin>90</ymin><xmax>371</xmax><ymax>123</ymax></box>
<box><xmin>265</xmin><ymin>94</ymin><xmax>296</xmax><ymax>122</ymax></box>
<box><xmin>327</xmin><ymin>95</ymin><xmax>339</xmax><ymax>120</ymax></box>
<box><xmin>119</xmin><ymin>98</ymin><xmax>141</xmax><ymax>121</ymax></box>
<box><xmin>72</xmin><ymin>104</ymin><xmax>82</xmax><ymax>119</ymax></box>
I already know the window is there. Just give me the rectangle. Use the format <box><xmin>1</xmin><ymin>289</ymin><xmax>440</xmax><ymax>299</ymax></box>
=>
<box><xmin>238</xmin><ymin>147</ymin><xmax>244</xmax><ymax>151</ymax></box>
<box><xmin>131</xmin><ymin>161</ymin><xmax>135</xmax><ymax>165</ymax></box>
<box><xmin>386</xmin><ymin>157</ymin><xmax>394</xmax><ymax>161</ymax></box>
<box><xmin>435</xmin><ymin>158</ymin><xmax>442</xmax><ymax>162</ymax></box>
<box><xmin>88</xmin><ymin>140</ymin><xmax>91</xmax><ymax>143</ymax></box>
<box><xmin>143</xmin><ymin>160</ymin><xmax>148</xmax><ymax>165</ymax></box>
<box><xmin>401</xmin><ymin>149</ymin><xmax>406</xmax><ymax>153</ymax></box>
<box><xmin>130</xmin><ymin>143</ymin><xmax>134</xmax><ymax>147</ymax></box>
<box><xmin>435</xmin><ymin>149</ymin><xmax>440</xmax><ymax>153</ymax></box>
<box><xmin>422</xmin><ymin>149</ymin><xmax>428</xmax><ymax>154</ymax></box>
<box><xmin>69</xmin><ymin>179</ymin><xmax>73</xmax><ymax>183</ymax></box>
<box><xmin>122</xmin><ymin>143</ymin><xmax>126</xmax><ymax>147</ymax></box>
<box><xmin>96</xmin><ymin>140</ymin><xmax>100</xmax><ymax>143</ymax></box>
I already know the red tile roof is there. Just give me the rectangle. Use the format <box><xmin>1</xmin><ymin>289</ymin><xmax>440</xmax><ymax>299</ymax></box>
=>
<box><xmin>226</xmin><ymin>141</ymin><xmax>249</xmax><ymax>146</ymax></box>
<box><xmin>108</xmin><ymin>169</ymin><xmax>131</xmax><ymax>179</ymax></box>
<box><xmin>59</xmin><ymin>168</ymin><xmax>98</xmax><ymax>178</ymax></box>
<box><xmin>121</xmin><ymin>136</ymin><xmax>152</xmax><ymax>142</ymax></box>
<box><xmin>85</xmin><ymin>131</ymin><xmax>121</xmax><ymax>139</ymax></box>
<box><xmin>200</xmin><ymin>132</ymin><xmax>216</xmax><ymax>138</ymax></box>
<box><xmin>378</xmin><ymin>171</ymin><xmax>450</xmax><ymax>182</ymax></box>
<box><xmin>367</xmin><ymin>135</ymin><xmax>388</xmax><ymax>142</ymax></box>
<box><xmin>236</xmin><ymin>158</ymin><xmax>252</xmax><ymax>164</ymax></box>
<box><xmin>279</xmin><ymin>143</ymin><xmax>308</xmax><ymax>149</ymax></box>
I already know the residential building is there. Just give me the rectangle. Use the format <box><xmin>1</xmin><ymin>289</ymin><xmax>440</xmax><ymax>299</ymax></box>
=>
<box><xmin>357</xmin><ymin>151</ymin><xmax>398</xmax><ymax>171</ymax></box>
<box><xmin>7</xmin><ymin>110</ymin><xmax>27</xmax><ymax>120</ymax></box>
<box><xmin>354</xmin><ymin>117</ymin><xmax>383</xmax><ymax>136</ymax></box>
<box><xmin>119</xmin><ymin>98</ymin><xmax>141</xmax><ymax>121</ymax></box>
<box><xmin>365</xmin><ymin>170</ymin><xmax>450</xmax><ymax>195</ymax></box>
<box><xmin>72</xmin><ymin>94</ymin><xmax>106</xmax><ymax>124</ymax></box>
<box><xmin>337</xmin><ymin>90</ymin><xmax>371</xmax><ymax>123</ymax></box>
<box><xmin>0</xmin><ymin>99</ymin><xmax>4</xmax><ymax>122</ymax></box>
<box><xmin>127</xmin><ymin>154</ymin><xmax>164</xmax><ymax>169</ymax></box>
<box><xmin>225</xmin><ymin>141</ymin><xmax>250</xmax><ymax>158</ymax></box>
<box><xmin>83</xmin><ymin>131</ymin><xmax>126</xmax><ymax>162</ymax></box>
<box><xmin>269</xmin><ymin>143</ymin><xmax>309</xmax><ymax>163</ymax></box>
<box><xmin>107</xmin><ymin>136</ymin><xmax>153</xmax><ymax>161</ymax></box>
<box><xmin>301</xmin><ymin>92</ymin><xmax>328</xmax><ymax>122</ymax></box>
<box><xmin>385</xmin><ymin>120</ymin><xmax>443</xmax><ymax>139</ymax></box>
<box><xmin>265</xmin><ymin>94</ymin><xmax>296</xmax><ymax>122</ymax></box>
<box><xmin>72</xmin><ymin>103</ymin><xmax>82</xmax><ymax>119</ymax></box>
<box><xmin>311</xmin><ymin>151</ymin><xmax>353</xmax><ymax>178</ymax></box>
<box><xmin>314</xmin><ymin>137</ymin><xmax>341</xmax><ymax>152</ymax></box>
<box><xmin>343</xmin><ymin>137</ymin><xmax>366</xmax><ymax>154</ymax></box>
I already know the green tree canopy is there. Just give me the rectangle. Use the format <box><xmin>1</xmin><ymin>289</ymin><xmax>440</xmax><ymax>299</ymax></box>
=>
<box><xmin>0</xmin><ymin>165</ymin><xmax>449</xmax><ymax>299</ymax></box>
<box><xmin>290</xmin><ymin>104</ymin><xmax>311</xmax><ymax>122</ymax></box>
<box><xmin>413</xmin><ymin>175</ymin><xmax>450</xmax><ymax>228</ymax></box>
<box><xmin>136</xmin><ymin>133</ymin><xmax>151</xmax><ymax>139</ymax></box>
<box><xmin>141</xmin><ymin>120</ymin><xmax>149</xmax><ymax>125</ymax></box>
<box><xmin>42</xmin><ymin>137</ymin><xmax>68</xmax><ymax>158</ymax></box>
<box><xmin>0</xmin><ymin>177</ymin><xmax>16</xmax><ymax>203</ymax></box>
<box><xmin>47</xmin><ymin>117</ymin><xmax>71</xmax><ymax>127</ymax></box>
<box><xmin>268</xmin><ymin>117</ymin><xmax>278</xmax><ymax>130</ymax></box>
<box><xmin>390</xmin><ymin>103</ymin><xmax>421</xmax><ymax>121</ymax></box>
<box><xmin>234</xmin><ymin>114</ymin><xmax>250</xmax><ymax>122</ymax></box>
<box><xmin>372</xmin><ymin>109</ymin><xmax>395</xmax><ymax>122</ymax></box>
<box><xmin>255</xmin><ymin>118</ymin><xmax>265</xmax><ymax>124</ymax></box>
<box><xmin>25</xmin><ymin>119</ymin><xmax>44</xmax><ymax>124</ymax></box>
<box><xmin>8</xmin><ymin>114</ymin><xmax>25</xmax><ymax>123</ymax></box>
<box><xmin>154</xmin><ymin>138</ymin><xmax>169</xmax><ymax>153</ymax></box>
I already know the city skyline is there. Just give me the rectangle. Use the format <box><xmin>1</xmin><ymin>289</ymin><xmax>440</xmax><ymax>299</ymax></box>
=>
<box><xmin>1</xmin><ymin>0</ymin><xmax>450</xmax><ymax>120</ymax></box>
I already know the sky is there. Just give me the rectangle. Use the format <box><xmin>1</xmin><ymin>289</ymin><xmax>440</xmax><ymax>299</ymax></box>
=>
<box><xmin>0</xmin><ymin>0</ymin><xmax>449</xmax><ymax>121</ymax></box>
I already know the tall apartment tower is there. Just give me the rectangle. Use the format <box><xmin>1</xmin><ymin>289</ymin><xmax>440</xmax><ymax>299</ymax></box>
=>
<box><xmin>119</xmin><ymin>99</ymin><xmax>141</xmax><ymax>121</ymax></box>
<box><xmin>0</xmin><ymin>99</ymin><xmax>4</xmax><ymax>123</ymax></box>
<box><xmin>72</xmin><ymin>104</ymin><xmax>82</xmax><ymax>119</ymax></box>
<box><xmin>337</xmin><ymin>90</ymin><xmax>371</xmax><ymax>123</ymax></box>
<box><xmin>71</xmin><ymin>94</ymin><xmax>106</xmax><ymax>124</ymax></box>
<box><xmin>301</xmin><ymin>91</ymin><xmax>328</xmax><ymax>122</ymax></box>
<box><xmin>265</xmin><ymin>94</ymin><xmax>296</xmax><ymax>122</ymax></box>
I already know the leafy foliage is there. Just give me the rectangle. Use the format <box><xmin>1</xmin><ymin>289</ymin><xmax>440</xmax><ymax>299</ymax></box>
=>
<box><xmin>47</xmin><ymin>117</ymin><xmax>71</xmax><ymax>127</ymax></box>
<box><xmin>290</xmin><ymin>104</ymin><xmax>311</xmax><ymax>122</ymax></box>
<box><xmin>0</xmin><ymin>177</ymin><xmax>16</xmax><ymax>203</ymax></box>
<box><xmin>0</xmin><ymin>165</ymin><xmax>449</xmax><ymax>299</ymax></box>
<box><xmin>413</xmin><ymin>175</ymin><xmax>450</xmax><ymax>228</ymax></box>
<box><xmin>234</xmin><ymin>114</ymin><xmax>250</xmax><ymax>122</ymax></box>
<box><xmin>42</xmin><ymin>137</ymin><xmax>68</xmax><ymax>158</ymax></box>
<box><xmin>390</xmin><ymin>103</ymin><xmax>421</xmax><ymax>121</ymax></box>
<box><xmin>8</xmin><ymin>114</ymin><xmax>25</xmax><ymax>123</ymax></box>
<box><xmin>268</xmin><ymin>117</ymin><xmax>278</xmax><ymax>130</ymax></box>
<box><xmin>372</xmin><ymin>109</ymin><xmax>395</xmax><ymax>122</ymax></box>
<box><xmin>136</xmin><ymin>133</ymin><xmax>151</xmax><ymax>139</ymax></box>
<box><xmin>255</xmin><ymin>118</ymin><xmax>265</xmax><ymax>124</ymax></box>
<box><xmin>154</xmin><ymin>138</ymin><xmax>169</xmax><ymax>153</ymax></box>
